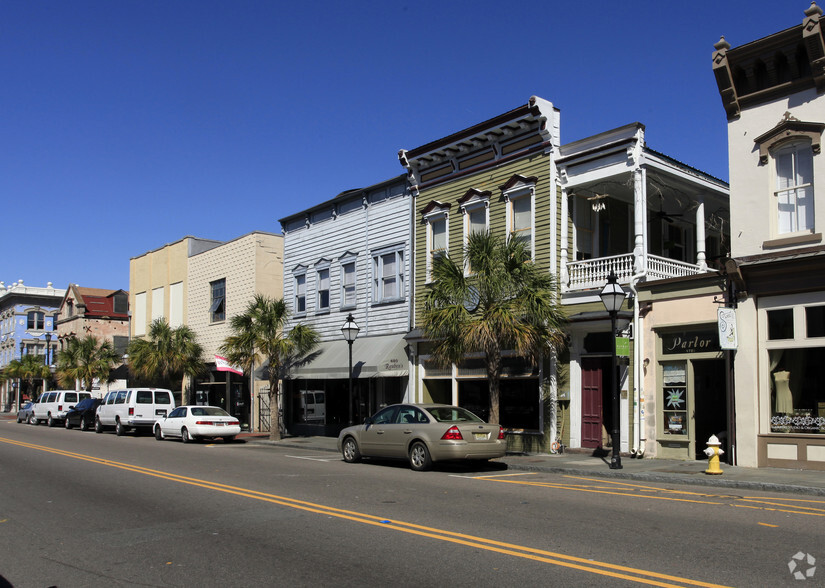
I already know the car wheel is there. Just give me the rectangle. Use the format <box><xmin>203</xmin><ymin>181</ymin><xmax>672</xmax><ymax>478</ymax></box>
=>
<box><xmin>95</xmin><ymin>417</ymin><xmax>103</xmax><ymax>434</ymax></box>
<box><xmin>29</xmin><ymin>414</ymin><xmax>38</xmax><ymax>426</ymax></box>
<box><xmin>80</xmin><ymin>418</ymin><xmax>89</xmax><ymax>432</ymax></box>
<box><xmin>409</xmin><ymin>441</ymin><xmax>432</xmax><ymax>472</ymax></box>
<box><xmin>181</xmin><ymin>428</ymin><xmax>191</xmax><ymax>443</ymax></box>
<box><xmin>65</xmin><ymin>418</ymin><xmax>72</xmax><ymax>430</ymax></box>
<box><xmin>342</xmin><ymin>436</ymin><xmax>361</xmax><ymax>463</ymax></box>
<box><xmin>223</xmin><ymin>435</ymin><xmax>235</xmax><ymax>443</ymax></box>
<box><xmin>47</xmin><ymin>414</ymin><xmax>56</xmax><ymax>428</ymax></box>
<box><xmin>115</xmin><ymin>420</ymin><xmax>125</xmax><ymax>436</ymax></box>
<box><xmin>154</xmin><ymin>425</ymin><xmax>164</xmax><ymax>441</ymax></box>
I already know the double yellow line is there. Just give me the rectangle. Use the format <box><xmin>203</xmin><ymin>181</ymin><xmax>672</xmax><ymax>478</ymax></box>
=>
<box><xmin>0</xmin><ymin>437</ymin><xmax>728</xmax><ymax>588</ymax></box>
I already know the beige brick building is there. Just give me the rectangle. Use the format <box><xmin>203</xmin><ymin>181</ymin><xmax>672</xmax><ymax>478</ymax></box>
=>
<box><xmin>187</xmin><ymin>232</ymin><xmax>284</xmax><ymax>432</ymax></box>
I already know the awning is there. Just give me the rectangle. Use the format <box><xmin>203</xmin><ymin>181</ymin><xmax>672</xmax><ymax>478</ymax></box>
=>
<box><xmin>288</xmin><ymin>334</ymin><xmax>409</xmax><ymax>379</ymax></box>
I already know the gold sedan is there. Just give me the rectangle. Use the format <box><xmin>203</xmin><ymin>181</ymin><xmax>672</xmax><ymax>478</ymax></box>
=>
<box><xmin>337</xmin><ymin>403</ymin><xmax>506</xmax><ymax>471</ymax></box>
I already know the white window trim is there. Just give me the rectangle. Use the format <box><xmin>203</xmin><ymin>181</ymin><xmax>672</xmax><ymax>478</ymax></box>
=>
<box><xmin>315</xmin><ymin>261</ymin><xmax>331</xmax><ymax>314</ymax></box>
<box><xmin>461</xmin><ymin>197</ymin><xmax>489</xmax><ymax>274</ymax></box>
<box><xmin>424</xmin><ymin>209</ymin><xmax>449</xmax><ymax>283</ymax></box>
<box><xmin>771</xmin><ymin>140</ymin><xmax>815</xmax><ymax>238</ymax></box>
<box><xmin>371</xmin><ymin>245</ymin><xmax>405</xmax><ymax>304</ymax></box>
<box><xmin>339</xmin><ymin>253</ymin><xmax>358</xmax><ymax>310</ymax></box>
<box><xmin>293</xmin><ymin>268</ymin><xmax>307</xmax><ymax>316</ymax></box>
<box><xmin>503</xmin><ymin>183</ymin><xmax>536</xmax><ymax>260</ymax></box>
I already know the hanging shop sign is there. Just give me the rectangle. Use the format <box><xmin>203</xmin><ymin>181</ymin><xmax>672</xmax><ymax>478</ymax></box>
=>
<box><xmin>661</xmin><ymin>329</ymin><xmax>719</xmax><ymax>355</ymax></box>
<box><xmin>717</xmin><ymin>307</ymin><xmax>738</xmax><ymax>351</ymax></box>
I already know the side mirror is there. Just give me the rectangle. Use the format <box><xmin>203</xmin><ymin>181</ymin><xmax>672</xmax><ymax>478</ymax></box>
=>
<box><xmin>363</xmin><ymin>417</ymin><xmax>374</xmax><ymax>426</ymax></box>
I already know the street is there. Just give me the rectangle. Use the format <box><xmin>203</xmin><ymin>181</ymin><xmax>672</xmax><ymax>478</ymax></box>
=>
<box><xmin>1</xmin><ymin>421</ymin><xmax>822</xmax><ymax>587</ymax></box>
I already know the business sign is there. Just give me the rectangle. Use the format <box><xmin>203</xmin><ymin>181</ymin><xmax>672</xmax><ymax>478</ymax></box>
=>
<box><xmin>717</xmin><ymin>307</ymin><xmax>738</xmax><ymax>351</ymax></box>
<box><xmin>615</xmin><ymin>336</ymin><xmax>630</xmax><ymax>358</ymax></box>
<box><xmin>661</xmin><ymin>330</ymin><xmax>719</xmax><ymax>355</ymax></box>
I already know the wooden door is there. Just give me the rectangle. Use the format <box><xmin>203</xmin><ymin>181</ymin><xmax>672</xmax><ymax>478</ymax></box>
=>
<box><xmin>581</xmin><ymin>357</ymin><xmax>605</xmax><ymax>448</ymax></box>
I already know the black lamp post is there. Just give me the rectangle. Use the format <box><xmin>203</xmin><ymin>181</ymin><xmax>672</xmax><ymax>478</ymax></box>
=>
<box><xmin>340</xmin><ymin>313</ymin><xmax>360</xmax><ymax>425</ymax></box>
<box><xmin>19</xmin><ymin>340</ymin><xmax>25</xmax><ymax>406</ymax></box>
<box><xmin>44</xmin><ymin>332</ymin><xmax>52</xmax><ymax>393</ymax></box>
<box><xmin>600</xmin><ymin>271</ymin><xmax>626</xmax><ymax>470</ymax></box>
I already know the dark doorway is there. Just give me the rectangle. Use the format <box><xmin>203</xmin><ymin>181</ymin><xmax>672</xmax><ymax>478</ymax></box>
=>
<box><xmin>581</xmin><ymin>357</ymin><xmax>609</xmax><ymax>448</ymax></box>
<box><xmin>692</xmin><ymin>359</ymin><xmax>727</xmax><ymax>460</ymax></box>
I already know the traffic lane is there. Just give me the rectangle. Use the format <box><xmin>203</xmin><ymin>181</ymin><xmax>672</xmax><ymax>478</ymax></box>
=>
<box><xmin>4</xmin><ymin>424</ymin><xmax>819</xmax><ymax>586</ymax></box>
<box><xmin>0</xmin><ymin>437</ymin><xmax>676</xmax><ymax>588</ymax></box>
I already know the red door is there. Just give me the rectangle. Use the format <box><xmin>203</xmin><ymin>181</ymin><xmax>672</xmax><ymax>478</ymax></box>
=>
<box><xmin>581</xmin><ymin>358</ymin><xmax>605</xmax><ymax>448</ymax></box>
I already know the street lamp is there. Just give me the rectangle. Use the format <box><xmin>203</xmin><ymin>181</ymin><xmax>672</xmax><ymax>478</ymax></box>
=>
<box><xmin>18</xmin><ymin>340</ymin><xmax>25</xmax><ymax>408</ymax></box>
<box><xmin>44</xmin><ymin>332</ymin><xmax>52</xmax><ymax>394</ymax></box>
<box><xmin>340</xmin><ymin>313</ymin><xmax>360</xmax><ymax>425</ymax></box>
<box><xmin>600</xmin><ymin>271</ymin><xmax>626</xmax><ymax>470</ymax></box>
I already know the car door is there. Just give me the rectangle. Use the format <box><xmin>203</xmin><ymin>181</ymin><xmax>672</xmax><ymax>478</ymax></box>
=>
<box><xmin>358</xmin><ymin>406</ymin><xmax>399</xmax><ymax>457</ymax></box>
<box><xmin>161</xmin><ymin>407</ymin><xmax>187</xmax><ymax>437</ymax></box>
<box><xmin>380</xmin><ymin>405</ymin><xmax>428</xmax><ymax>458</ymax></box>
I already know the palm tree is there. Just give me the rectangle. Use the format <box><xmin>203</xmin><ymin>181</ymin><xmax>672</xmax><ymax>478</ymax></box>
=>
<box><xmin>55</xmin><ymin>335</ymin><xmax>120</xmax><ymax>392</ymax></box>
<box><xmin>126</xmin><ymin>318</ymin><xmax>205</xmax><ymax>401</ymax></box>
<box><xmin>6</xmin><ymin>354</ymin><xmax>52</xmax><ymax>400</ymax></box>
<box><xmin>220</xmin><ymin>294</ymin><xmax>319</xmax><ymax>441</ymax></box>
<box><xmin>421</xmin><ymin>230</ymin><xmax>567</xmax><ymax>424</ymax></box>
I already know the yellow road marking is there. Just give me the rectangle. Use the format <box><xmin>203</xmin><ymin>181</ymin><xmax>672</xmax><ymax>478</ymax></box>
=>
<box><xmin>1</xmin><ymin>436</ymin><xmax>728</xmax><ymax>588</ymax></box>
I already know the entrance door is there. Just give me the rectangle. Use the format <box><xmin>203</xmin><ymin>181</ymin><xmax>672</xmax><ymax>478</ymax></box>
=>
<box><xmin>692</xmin><ymin>359</ymin><xmax>727</xmax><ymax>460</ymax></box>
<box><xmin>581</xmin><ymin>357</ymin><xmax>606</xmax><ymax>448</ymax></box>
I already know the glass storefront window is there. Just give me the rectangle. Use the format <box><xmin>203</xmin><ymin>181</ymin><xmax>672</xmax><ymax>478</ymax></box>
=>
<box><xmin>769</xmin><ymin>347</ymin><xmax>825</xmax><ymax>433</ymax></box>
<box><xmin>662</xmin><ymin>362</ymin><xmax>688</xmax><ymax>435</ymax></box>
<box><xmin>805</xmin><ymin>306</ymin><xmax>825</xmax><ymax>338</ymax></box>
<box><xmin>767</xmin><ymin>309</ymin><xmax>794</xmax><ymax>340</ymax></box>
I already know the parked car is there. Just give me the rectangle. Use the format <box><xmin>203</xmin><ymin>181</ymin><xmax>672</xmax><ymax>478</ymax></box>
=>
<box><xmin>64</xmin><ymin>397</ymin><xmax>104</xmax><ymax>431</ymax></box>
<box><xmin>16</xmin><ymin>401</ymin><xmax>35</xmax><ymax>424</ymax></box>
<box><xmin>337</xmin><ymin>403</ymin><xmax>506</xmax><ymax>471</ymax></box>
<box><xmin>95</xmin><ymin>388</ymin><xmax>175</xmax><ymax>435</ymax></box>
<box><xmin>154</xmin><ymin>405</ymin><xmax>241</xmax><ymax>443</ymax></box>
<box><xmin>32</xmin><ymin>390</ymin><xmax>92</xmax><ymax>427</ymax></box>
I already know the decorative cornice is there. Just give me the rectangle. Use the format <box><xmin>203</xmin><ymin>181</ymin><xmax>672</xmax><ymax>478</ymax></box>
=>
<box><xmin>754</xmin><ymin>112</ymin><xmax>825</xmax><ymax>163</ymax></box>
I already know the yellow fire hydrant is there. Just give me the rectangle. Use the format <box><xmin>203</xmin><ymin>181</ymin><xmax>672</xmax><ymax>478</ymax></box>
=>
<box><xmin>703</xmin><ymin>435</ymin><xmax>724</xmax><ymax>475</ymax></box>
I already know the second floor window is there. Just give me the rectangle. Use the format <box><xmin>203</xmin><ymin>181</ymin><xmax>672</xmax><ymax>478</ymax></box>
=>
<box><xmin>341</xmin><ymin>261</ymin><xmax>356</xmax><ymax>308</ymax></box>
<box><xmin>373</xmin><ymin>249</ymin><xmax>404</xmax><ymax>303</ymax></box>
<box><xmin>774</xmin><ymin>141</ymin><xmax>814</xmax><ymax>235</ymax></box>
<box><xmin>510</xmin><ymin>193</ymin><xmax>533</xmax><ymax>255</ymax></box>
<box><xmin>317</xmin><ymin>268</ymin><xmax>330</xmax><ymax>311</ymax></box>
<box><xmin>27</xmin><ymin>311</ymin><xmax>44</xmax><ymax>330</ymax></box>
<box><xmin>295</xmin><ymin>274</ymin><xmax>306</xmax><ymax>314</ymax></box>
<box><xmin>210</xmin><ymin>279</ymin><xmax>226</xmax><ymax>323</ymax></box>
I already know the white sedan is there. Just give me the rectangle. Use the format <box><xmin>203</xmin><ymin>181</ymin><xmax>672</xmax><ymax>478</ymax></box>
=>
<box><xmin>154</xmin><ymin>405</ymin><xmax>241</xmax><ymax>443</ymax></box>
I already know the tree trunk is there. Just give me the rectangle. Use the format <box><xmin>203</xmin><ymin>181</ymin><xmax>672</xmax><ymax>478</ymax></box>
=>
<box><xmin>487</xmin><ymin>352</ymin><xmax>502</xmax><ymax>424</ymax></box>
<box><xmin>269</xmin><ymin>379</ymin><xmax>281</xmax><ymax>442</ymax></box>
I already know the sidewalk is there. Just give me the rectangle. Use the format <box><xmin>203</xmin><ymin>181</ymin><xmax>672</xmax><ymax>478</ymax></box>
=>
<box><xmin>248</xmin><ymin>433</ymin><xmax>825</xmax><ymax>496</ymax></box>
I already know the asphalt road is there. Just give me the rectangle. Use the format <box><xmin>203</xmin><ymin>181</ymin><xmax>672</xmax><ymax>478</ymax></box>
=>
<box><xmin>1</xmin><ymin>420</ymin><xmax>822</xmax><ymax>587</ymax></box>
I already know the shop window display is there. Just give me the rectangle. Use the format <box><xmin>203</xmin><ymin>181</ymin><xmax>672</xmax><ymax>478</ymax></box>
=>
<box><xmin>769</xmin><ymin>347</ymin><xmax>825</xmax><ymax>433</ymax></box>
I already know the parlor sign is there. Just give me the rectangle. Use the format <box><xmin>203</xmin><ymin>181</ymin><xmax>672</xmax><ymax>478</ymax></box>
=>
<box><xmin>661</xmin><ymin>330</ymin><xmax>720</xmax><ymax>355</ymax></box>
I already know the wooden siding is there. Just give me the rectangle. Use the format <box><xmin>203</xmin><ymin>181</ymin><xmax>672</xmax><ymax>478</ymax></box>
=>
<box><xmin>283</xmin><ymin>192</ymin><xmax>411</xmax><ymax>341</ymax></box>
<box><xmin>413</xmin><ymin>152</ymin><xmax>553</xmax><ymax>326</ymax></box>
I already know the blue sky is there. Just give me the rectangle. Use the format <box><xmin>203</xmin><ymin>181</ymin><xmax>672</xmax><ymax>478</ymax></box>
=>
<box><xmin>0</xmin><ymin>0</ymin><xmax>807</xmax><ymax>292</ymax></box>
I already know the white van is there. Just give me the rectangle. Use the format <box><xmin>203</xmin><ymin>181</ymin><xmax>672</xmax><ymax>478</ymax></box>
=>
<box><xmin>95</xmin><ymin>388</ymin><xmax>175</xmax><ymax>436</ymax></box>
<box><xmin>32</xmin><ymin>390</ymin><xmax>92</xmax><ymax>427</ymax></box>
<box><xmin>300</xmin><ymin>390</ymin><xmax>326</xmax><ymax>423</ymax></box>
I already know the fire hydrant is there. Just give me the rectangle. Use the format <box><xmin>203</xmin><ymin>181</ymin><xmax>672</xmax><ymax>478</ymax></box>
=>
<box><xmin>703</xmin><ymin>435</ymin><xmax>724</xmax><ymax>475</ymax></box>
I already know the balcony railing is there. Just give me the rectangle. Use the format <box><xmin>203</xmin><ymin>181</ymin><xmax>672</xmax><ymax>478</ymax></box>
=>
<box><xmin>565</xmin><ymin>253</ymin><xmax>708</xmax><ymax>291</ymax></box>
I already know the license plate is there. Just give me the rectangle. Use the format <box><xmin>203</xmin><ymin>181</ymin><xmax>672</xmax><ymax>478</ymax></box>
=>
<box><xmin>473</xmin><ymin>432</ymin><xmax>489</xmax><ymax>440</ymax></box>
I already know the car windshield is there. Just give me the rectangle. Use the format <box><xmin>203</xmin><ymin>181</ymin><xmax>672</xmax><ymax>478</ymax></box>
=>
<box><xmin>427</xmin><ymin>406</ymin><xmax>484</xmax><ymax>423</ymax></box>
<box><xmin>190</xmin><ymin>407</ymin><xmax>230</xmax><ymax>417</ymax></box>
